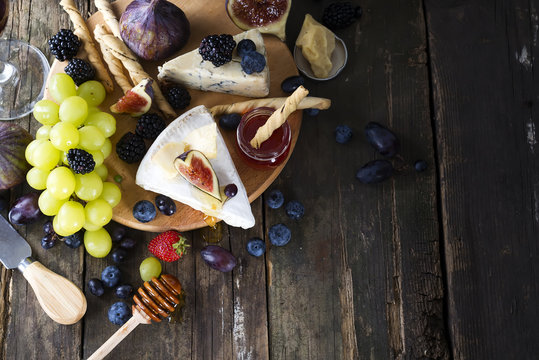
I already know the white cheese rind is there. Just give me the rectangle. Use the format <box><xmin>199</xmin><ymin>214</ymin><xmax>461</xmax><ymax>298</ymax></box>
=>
<box><xmin>157</xmin><ymin>30</ymin><xmax>270</xmax><ymax>98</ymax></box>
<box><xmin>135</xmin><ymin>105</ymin><xmax>255</xmax><ymax>229</ymax></box>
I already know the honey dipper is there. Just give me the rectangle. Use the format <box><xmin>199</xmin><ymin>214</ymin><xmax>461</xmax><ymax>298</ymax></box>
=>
<box><xmin>87</xmin><ymin>274</ymin><xmax>184</xmax><ymax>360</ymax></box>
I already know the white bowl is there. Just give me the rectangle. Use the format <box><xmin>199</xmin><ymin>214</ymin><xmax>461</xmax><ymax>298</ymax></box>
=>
<box><xmin>293</xmin><ymin>35</ymin><xmax>348</xmax><ymax>81</ymax></box>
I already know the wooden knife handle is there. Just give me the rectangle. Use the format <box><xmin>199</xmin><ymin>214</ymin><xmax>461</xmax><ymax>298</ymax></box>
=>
<box><xmin>21</xmin><ymin>260</ymin><xmax>87</xmax><ymax>325</ymax></box>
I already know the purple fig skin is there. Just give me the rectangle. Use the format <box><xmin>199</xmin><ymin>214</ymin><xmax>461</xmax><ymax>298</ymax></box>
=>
<box><xmin>8</xmin><ymin>192</ymin><xmax>43</xmax><ymax>225</ymax></box>
<box><xmin>0</xmin><ymin>123</ymin><xmax>32</xmax><ymax>190</ymax></box>
<box><xmin>120</xmin><ymin>0</ymin><xmax>190</xmax><ymax>61</ymax></box>
<box><xmin>201</xmin><ymin>245</ymin><xmax>237</xmax><ymax>272</ymax></box>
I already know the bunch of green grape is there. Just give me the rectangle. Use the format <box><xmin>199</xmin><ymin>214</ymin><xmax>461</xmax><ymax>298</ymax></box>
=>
<box><xmin>25</xmin><ymin>74</ymin><xmax>121</xmax><ymax>257</ymax></box>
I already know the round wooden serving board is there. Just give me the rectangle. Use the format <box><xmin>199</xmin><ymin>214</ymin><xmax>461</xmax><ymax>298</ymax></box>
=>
<box><xmin>46</xmin><ymin>0</ymin><xmax>301</xmax><ymax>232</ymax></box>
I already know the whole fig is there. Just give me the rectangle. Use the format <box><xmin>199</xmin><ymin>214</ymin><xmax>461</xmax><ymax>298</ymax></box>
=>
<box><xmin>120</xmin><ymin>0</ymin><xmax>190</xmax><ymax>61</ymax></box>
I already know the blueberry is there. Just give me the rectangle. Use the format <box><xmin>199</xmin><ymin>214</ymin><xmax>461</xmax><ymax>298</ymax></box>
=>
<box><xmin>224</xmin><ymin>184</ymin><xmax>238</xmax><ymax>198</ymax></box>
<box><xmin>111</xmin><ymin>225</ymin><xmax>126</xmax><ymax>242</ymax></box>
<box><xmin>43</xmin><ymin>220</ymin><xmax>54</xmax><ymax>234</ymax></box>
<box><xmin>246</xmin><ymin>238</ymin><xmax>266</xmax><ymax>257</ymax></box>
<box><xmin>101</xmin><ymin>265</ymin><xmax>121</xmax><ymax>288</ymax></box>
<box><xmin>281</xmin><ymin>75</ymin><xmax>305</xmax><ymax>93</ymax></box>
<box><xmin>133</xmin><ymin>200</ymin><xmax>156</xmax><ymax>223</ymax></box>
<box><xmin>356</xmin><ymin>160</ymin><xmax>393</xmax><ymax>184</ymax></box>
<box><xmin>155</xmin><ymin>194</ymin><xmax>176</xmax><ymax>216</ymax></box>
<box><xmin>304</xmin><ymin>108</ymin><xmax>320</xmax><ymax>117</ymax></box>
<box><xmin>108</xmin><ymin>301</ymin><xmax>132</xmax><ymax>326</ymax></box>
<box><xmin>266</xmin><ymin>189</ymin><xmax>284</xmax><ymax>209</ymax></box>
<box><xmin>219</xmin><ymin>113</ymin><xmax>241</xmax><ymax>130</ymax></box>
<box><xmin>120</xmin><ymin>237</ymin><xmax>136</xmax><ymax>249</ymax></box>
<box><xmin>115</xmin><ymin>284</ymin><xmax>133</xmax><ymax>299</ymax></box>
<box><xmin>41</xmin><ymin>233</ymin><xmax>56</xmax><ymax>250</ymax></box>
<box><xmin>335</xmin><ymin>125</ymin><xmax>353</xmax><ymax>144</ymax></box>
<box><xmin>414</xmin><ymin>160</ymin><xmax>428</xmax><ymax>172</ymax></box>
<box><xmin>241</xmin><ymin>51</ymin><xmax>266</xmax><ymax>74</ymax></box>
<box><xmin>285</xmin><ymin>200</ymin><xmax>305</xmax><ymax>220</ymax></box>
<box><xmin>237</xmin><ymin>39</ymin><xmax>256</xmax><ymax>57</ymax></box>
<box><xmin>111</xmin><ymin>248</ymin><xmax>128</xmax><ymax>263</ymax></box>
<box><xmin>87</xmin><ymin>278</ymin><xmax>105</xmax><ymax>297</ymax></box>
<box><xmin>64</xmin><ymin>230</ymin><xmax>83</xmax><ymax>249</ymax></box>
<box><xmin>268</xmin><ymin>223</ymin><xmax>291</xmax><ymax>246</ymax></box>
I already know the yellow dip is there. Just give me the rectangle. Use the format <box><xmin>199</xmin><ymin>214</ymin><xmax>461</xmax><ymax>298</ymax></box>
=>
<box><xmin>295</xmin><ymin>14</ymin><xmax>336</xmax><ymax>78</ymax></box>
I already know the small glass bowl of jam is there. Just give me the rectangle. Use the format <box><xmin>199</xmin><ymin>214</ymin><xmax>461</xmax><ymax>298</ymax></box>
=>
<box><xmin>236</xmin><ymin>107</ymin><xmax>291</xmax><ymax>169</ymax></box>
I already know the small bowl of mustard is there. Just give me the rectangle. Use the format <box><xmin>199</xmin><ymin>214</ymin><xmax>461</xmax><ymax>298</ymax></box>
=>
<box><xmin>294</xmin><ymin>35</ymin><xmax>348</xmax><ymax>81</ymax></box>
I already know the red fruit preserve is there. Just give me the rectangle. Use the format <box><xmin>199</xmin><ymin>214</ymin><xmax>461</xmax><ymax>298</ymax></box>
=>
<box><xmin>236</xmin><ymin>107</ymin><xmax>291</xmax><ymax>169</ymax></box>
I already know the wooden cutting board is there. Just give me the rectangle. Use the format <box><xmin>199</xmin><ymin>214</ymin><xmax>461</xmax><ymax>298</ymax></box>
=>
<box><xmin>46</xmin><ymin>0</ymin><xmax>301</xmax><ymax>232</ymax></box>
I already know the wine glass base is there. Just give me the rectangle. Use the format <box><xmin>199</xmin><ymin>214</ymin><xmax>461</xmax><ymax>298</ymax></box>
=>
<box><xmin>0</xmin><ymin>39</ymin><xmax>50</xmax><ymax>120</ymax></box>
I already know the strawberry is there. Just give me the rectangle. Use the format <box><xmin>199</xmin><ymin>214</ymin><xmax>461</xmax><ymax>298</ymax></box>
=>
<box><xmin>148</xmin><ymin>231</ymin><xmax>189</xmax><ymax>262</ymax></box>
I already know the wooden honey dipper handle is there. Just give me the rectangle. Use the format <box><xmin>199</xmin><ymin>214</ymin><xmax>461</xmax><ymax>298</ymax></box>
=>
<box><xmin>86</xmin><ymin>307</ymin><xmax>150</xmax><ymax>360</ymax></box>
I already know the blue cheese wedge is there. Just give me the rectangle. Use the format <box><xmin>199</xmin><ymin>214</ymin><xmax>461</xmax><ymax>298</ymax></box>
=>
<box><xmin>157</xmin><ymin>29</ymin><xmax>270</xmax><ymax>98</ymax></box>
<box><xmin>136</xmin><ymin>105</ymin><xmax>255</xmax><ymax>229</ymax></box>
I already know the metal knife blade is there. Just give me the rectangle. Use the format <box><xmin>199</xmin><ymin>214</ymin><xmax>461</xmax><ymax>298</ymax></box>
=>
<box><xmin>0</xmin><ymin>215</ymin><xmax>31</xmax><ymax>269</ymax></box>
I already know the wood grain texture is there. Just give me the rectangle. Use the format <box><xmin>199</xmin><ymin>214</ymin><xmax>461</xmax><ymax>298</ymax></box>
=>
<box><xmin>425</xmin><ymin>0</ymin><xmax>539</xmax><ymax>358</ymax></box>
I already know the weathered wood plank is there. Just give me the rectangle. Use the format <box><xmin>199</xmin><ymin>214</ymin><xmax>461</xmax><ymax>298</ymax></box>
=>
<box><xmin>425</xmin><ymin>0</ymin><xmax>539</xmax><ymax>358</ymax></box>
<box><xmin>266</xmin><ymin>0</ymin><xmax>447</xmax><ymax>359</ymax></box>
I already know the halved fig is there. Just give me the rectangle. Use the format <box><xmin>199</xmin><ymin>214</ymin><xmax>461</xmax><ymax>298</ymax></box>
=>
<box><xmin>110</xmin><ymin>78</ymin><xmax>154</xmax><ymax>116</ymax></box>
<box><xmin>226</xmin><ymin>0</ymin><xmax>291</xmax><ymax>41</ymax></box>
<box><xmin>174</xmin><ymin>150</ymin><xmax>222</xmax><ymax>201</ymax></box>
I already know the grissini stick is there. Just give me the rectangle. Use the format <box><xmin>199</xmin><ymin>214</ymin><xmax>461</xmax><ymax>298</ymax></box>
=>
<box><xmin>209</xmin><ymin>96</ymin><xmax>331</xmax><ymax>117</ymax></box>
<box><xmin>94</xmin><ymin>0</ymin><xmax>121</xmax><ymax>38</ymax></box>
<box><xmin>87</xmin><ymin>274</ymin><xmax>184</xmax><ymax>360</ymax></box>
<box><xmin>250</xmin><ymin>86</ymin><xmax>309</xmax><ymax>149</ymax></box>
<box><xmin>59</xmin><ymin>0</ymin><xmax>114</xmax><ymax>93</ymax></box>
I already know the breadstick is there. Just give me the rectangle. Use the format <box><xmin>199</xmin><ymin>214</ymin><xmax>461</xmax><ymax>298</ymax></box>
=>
<box><xmin>250</xmin><ymin>86</ymin><xmax>309</xmax><ymax>149</ymax></box>
<box><xmin>210</xmin><ymin>96</ymin><xmax>331</xmax><ymax>117</ymax></box>
<box><xmin>99</xmin><ymin>32</ymin><xmax>176</xmax><ymax>119</ymax></box>
<box><xmin>94</xmin><ymin>0</ymin><xmax>121</xmax><ymax>38</ymax></box>
<box><xmin>59</xmin><ymin>0</ymin><xmax>114</xmax><ymax>93</ymax></box>
<box><xmin>94</xmin><ymin>25</ymin><xmax>132</xmax><ymax>93</ymax></box>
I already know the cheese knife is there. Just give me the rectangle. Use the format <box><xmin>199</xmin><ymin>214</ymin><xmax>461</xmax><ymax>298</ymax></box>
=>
<box><xmin>0</xmin><ymin>214</ymin><xmax>87</xmax><ymax>325</ymax></box>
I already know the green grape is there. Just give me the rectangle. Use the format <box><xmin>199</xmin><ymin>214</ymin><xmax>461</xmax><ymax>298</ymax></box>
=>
<box><xmin>87</xmin><ymin>106</ymin><xmax>100</xmax><ymax>116</ymax></box>
<box><xmin>84</xmin><ymin>199</ymin><xmax>112</xmax><ymax>228</ymax></box>
<box><xmin>78</xmin><ymin>125</ymin><xmax>105</xmax><ymax>151</ymax></box>
<box><xmin>94</xmin><ymin>164</ymin><xmax>108</xmax><ymax>180</ymax></box>
<box><xmin>25</xmin><ymin>139</ymin><xmax>46</xmax><ymax>166</ymax></box>
<box><xmin>88</xmin><ymin>150</ymin><xmax>104</xmax><ymax>167</ymax></box>
<box><xmin>48</xmin><ymin>73</ymin><xmax>77</xmax><ymax>104</ymax></box>
<box><xmin>39</xmin><ymin>189</ymin><xmax>67</xmax><ymax>216</ymax></box>
<box><xmin>26</xmin><ymin>167</ymin><xmax>50</xmax><ymax>190</ymax></box>
<box><xmin>77</xmin><ymin>80</ymin><xmax>106</xmax><ymax>107</ymax></box>
<box><xmin>56</xmin><ymin>201</ymin><xmax>85</xmax><ymax>235</ymax></box>
<box><xmin>53</xmin><ymin>215</ymin><xmax>73</xmax><ymax>237</ymax></box>
<box><xmin>101</xmin><ymin>138</ymin><xmax>112</xmax><ymax>159</ymax></box>
<box><xmin>74</xmin><ymin>172</ymin><xmax>103</xmax><ymax>201</ymax></box>
<box><xmin>60</xmin><ymin>151</ymin><xmax>69</xmax><ymax>165</ymax></box>
<box><xmin>46</xmin><ymin>166</ymin><xmax>76</xmax><ymax>200</ymax></box>
<box><xmin>85</xmin><ymin>112</ymin><xmax>116</xmax><ymax>138</ymax></box>
<box><xmin>36</xmin><ymin>125</ymin><xmax>52</xmax><ymax>140</ymax></box>
<box><xmin>59</xmin><ymin>96</ymin><xmax>88</xmax><ymax>127</ymax></box>
<box><xmin>84</xmin><ymin>228</ymin><xmax>112</xmax><ymax>258</ymax></box>
<box><xmin>140</xmin><ymin>257</ymin><xmax>162</xmax><ymax>281</ymax></box>
<box><xmin>83</xmin><ymin>221</ymin><xmax>102</xmax><ymax>232</ymax></box>
<box><xmin>99</xmin><ymin>182</ymin><xmax>121</xmax><ymax>208</ymax></box>
<box><xmin>50</xmin><ymin>121</ymin><xmax>79</xmax><ymax>151</ymax></box>
<box><xmin>32</xmin><ymin>140</ymin><xmax>60</xmax><ymax>170</ymax></box>
<box><xmin>33</xmin><ymin>99</ymin><xmax>60</xmax><ymax>126</ymax></box>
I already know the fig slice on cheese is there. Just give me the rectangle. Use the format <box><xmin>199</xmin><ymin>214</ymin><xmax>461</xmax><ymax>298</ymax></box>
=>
<box><xmin>174</xmin><ymin>150</ymin><xmax>222</xmax><ymax>202</ymax></box>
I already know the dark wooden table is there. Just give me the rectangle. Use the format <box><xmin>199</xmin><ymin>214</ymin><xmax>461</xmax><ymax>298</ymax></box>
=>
<box><xmin>2</xmin><ymin>0</ymin><xmax>539</xmax><ymax>359</ymax></box>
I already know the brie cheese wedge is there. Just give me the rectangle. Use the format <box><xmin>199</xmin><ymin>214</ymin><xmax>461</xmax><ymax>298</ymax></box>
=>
<box><xmin>157</xmin><ymin>29</ymin><xmax>270</xmax><ymax>98</ymax></box>
<box><xmin>136</xmin><ymin>105</ymin><xmax>255</xmax><ymax>229</ymax></box>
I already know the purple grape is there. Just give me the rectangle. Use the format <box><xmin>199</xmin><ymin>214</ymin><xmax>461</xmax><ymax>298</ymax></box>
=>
<box><xmin>41</xmin><ymin>233</ymin><xmax>56</xmax><ymax>250</ymax></box>
<box><xmin>365</xmin><ymin>122</ymin><xmax>400</xmax><ymax>157</ymax></box>
<box><xmin>200</xmin><ymin>245</ymin><xmax>237</xmax><ymax>272</ymax></box>
<box><xmin>155</xmin><ymin>194</ymin><xmax>176</xmax><ymax>216</ymax></box>
<box><xmin>224</xmin><ymin>184</ymin><xmax>238</xmax><ymax>198</ymax></box>
<box><xmin>8</xmin><ymin>193</ymin><xmax>42</xmax><ymax>225</ymax></box>
<box><xmin>356</xmin><ymin>160</ymin><xmax>393</xmax><ymax>184</ymax></box>
<box><xmin>43</xmin><ymin>220</ymin><xmax>54</xmax><ymax>234</ymax></box>
<box><xmin>120</xmin><ymin>237</ymin><xmax>136</xmax><ymax>249</ymax></box>
<box><xmin>111</xmin><ymin>225</ymin><xmax>126</xmax><ymax>242</ymax></box>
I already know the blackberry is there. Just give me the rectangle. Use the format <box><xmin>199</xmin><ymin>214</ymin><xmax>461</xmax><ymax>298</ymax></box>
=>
<box><xmin>116</xmin><ymin>132</ymin><xmax>146</xmax><ymax>163</ymax></box>
<box><xmin>199</xmin><ymin>34</ymin><xmax>236</xmax><ymax>67</ymax></box>
<box><xmin>322</xmin><ymin>2</ymin><xmax>362</xmax><ymax>30</ymax></box>
<box><xmin>48</xmin><ymin>29</ymin><xmax>81</xmax><ymax>62</ymax></box>
<box><xmin>136</xmin><ymin>113</ymin><xmax>166</xmax><ymax>140</ymax></box>
<box><xmin>64</xmin><ymin>58</ymin><xmax>95</xmax><ymax>86</ymax></box>
<box><xmin>67</xmin><ymin>148</ymin><xmax>95</xmax><ymax>174</ymax></box>
<box><xmin>165</xmin><ymin>86</ymin><xmax>191</xmax><ymax>110</ymax></box>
